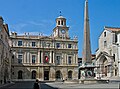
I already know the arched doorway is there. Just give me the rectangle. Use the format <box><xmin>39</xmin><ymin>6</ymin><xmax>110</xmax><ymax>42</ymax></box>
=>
<box><xmin>32</xmin><ymin>70</ymin><xmax>36</xmax><ymax>79</ymax></box>
<box><xmin>18</xmin><ymin>70</ymin><xmax>23</xmax><ymax>79</ymax></box>
<box><xmin>56</xmin><ymin>70</ymin><xmax>62</xmax><ymax>80</ymax></box>
<box><xmin>103</xmin><ymin>57</ymin><xmax>108</xmax><ymax>76</ymax></box>
<box><xmin>68</xmin><ymin>71</ymin><xmax>72</xmax><ymax>80</ymax></box>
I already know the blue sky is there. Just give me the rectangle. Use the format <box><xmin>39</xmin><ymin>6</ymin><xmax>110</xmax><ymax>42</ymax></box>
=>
<box><xmin>0</xmin><ymin>0</ymin><xmax>120</xmax><ymax>57</ymax></box>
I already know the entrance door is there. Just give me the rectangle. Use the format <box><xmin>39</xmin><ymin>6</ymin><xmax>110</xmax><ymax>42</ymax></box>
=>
<box><xmin>44</xmin><ymin>71</ymin><xmax>49</xmax><ymax>80</ymax></box>
<box><xmin>105</xmin><ymin>66</ymin><xmax>107</xmax><ymax>76</ymax></box>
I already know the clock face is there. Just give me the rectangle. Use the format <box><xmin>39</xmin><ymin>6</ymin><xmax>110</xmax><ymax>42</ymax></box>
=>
<box><xmin>61</xmin><ymin>29</ymin><xmax>65</xmax><ymax>34</ymax></box>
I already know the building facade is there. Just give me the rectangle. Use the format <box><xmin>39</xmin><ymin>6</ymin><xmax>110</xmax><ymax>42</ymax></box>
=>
<box><xmin>96</xmin><ymin>26</ymin><xmax>120</xmax><ymax>79</ymax></box>
<box><xmin>10</xmin><ymin>16</ymin><xmax>78</xmax><ymax>81</ymax></box>
<box><xmin>0</xmin><ymin>16</ymin><xmax>11</xmax><ymax>84</ymax></box>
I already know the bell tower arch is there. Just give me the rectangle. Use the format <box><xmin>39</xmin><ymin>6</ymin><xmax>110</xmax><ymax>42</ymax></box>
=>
<box><xmin>53</xmin><ymin>15</ymin><xmax>70</xmax><ymax>39</ymax></box>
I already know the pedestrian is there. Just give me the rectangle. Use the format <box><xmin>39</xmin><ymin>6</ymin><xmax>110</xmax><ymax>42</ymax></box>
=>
<box><xmin>33</xmin><ymin>79</ymin><xmax>39</xmax><ymax>89</ymax></box>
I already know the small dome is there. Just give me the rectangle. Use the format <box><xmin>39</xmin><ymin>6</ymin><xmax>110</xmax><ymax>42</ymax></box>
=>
<box><xmin>57</xmin><ymin>16</ymin><xmax>66</xmax><ymax>19</ymax></box>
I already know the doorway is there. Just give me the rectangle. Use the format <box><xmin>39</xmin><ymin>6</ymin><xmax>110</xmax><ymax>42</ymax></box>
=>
<box><xmin>32</xmin><ymin>70</ymin><xmax>36</xmax><ymax>79</ymax></box>
<box><xmin>44</xmin><ymin>71</ymin><xmax>49</xmax><ymax>80</ymax></box>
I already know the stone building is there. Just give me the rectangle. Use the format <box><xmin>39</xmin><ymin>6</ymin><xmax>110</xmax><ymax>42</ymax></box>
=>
<box><xmin>96</xmin><ymin>26</ymin><xmax>120</xmax><ymax>79</ymax></box>
<box><xmin>10</xmin><ymin>16</ymin><xmax>78</xmax><ymax>81</ymax></box>
<box><xmin>0</xmin><ymin>16</ymin><xmax>11</xmax><ymax>84</ymax></box>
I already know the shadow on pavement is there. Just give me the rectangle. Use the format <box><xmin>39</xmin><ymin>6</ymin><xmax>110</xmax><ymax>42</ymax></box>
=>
<box><xmin>40</xmin><ymin>81</ymin><xmax>58</xmax><ymax>89</ymax></box>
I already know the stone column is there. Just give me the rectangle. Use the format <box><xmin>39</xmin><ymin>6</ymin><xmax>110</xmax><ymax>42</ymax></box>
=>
<box><xmin>118</xmin><ymin>47</ymin><xmax>120</xmax><ymax>77</ymax></box>
<box><xmin>42</xmin><ymin>67</ymin><xmax>44</xmax><ymax>81</ymax></box>
<box><xmin>53</xmin><ymin>52</ymin><xmax>55</xmax><ymax>63</ymax></box>
<box><xmin>27</xmin><ymin>51</ymin><xmax>30</xmax><ymax>63</ymax></box>
<box><xmin>41</xmin><ymin>51</ymin><xmax>43</xmax><ymax>63</ymax></box>
<box><xmin>38</xmin><ymin>50</ymin><xmax>40</xmax><ymax>64</ymax></box>
<box><xmin>24</xmin><ymin>52</ymin><xmax>27</xmax><ymax>63</ymax></box>
<box><xmin>49</xmin><ymin>51</ymin><xmax>52</xmax><ymax>63</ymax></box>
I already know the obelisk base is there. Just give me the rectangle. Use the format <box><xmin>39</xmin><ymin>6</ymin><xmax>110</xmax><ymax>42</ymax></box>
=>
<box><xmin>79</xmin><ymin>63</ymin><xmax>96</xmax><ymax>84</ymax></box>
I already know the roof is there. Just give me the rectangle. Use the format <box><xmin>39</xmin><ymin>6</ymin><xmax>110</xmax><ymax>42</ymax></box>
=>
<box><xmin>57</xmin><ymin>16</ymin><xmax>66</xmax><ymax>19</ymax></box>
<box><xmin>0</xmin><ymin>16</ymin><xmax>3</xmax><ymax>21</ymax></box>
<box><xmin>104</xmin><ymin>26</ymin><xmax>120</xmax><ymax>32</ymax></box>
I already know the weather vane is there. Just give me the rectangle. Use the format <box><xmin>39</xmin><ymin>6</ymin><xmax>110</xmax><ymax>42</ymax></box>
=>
<box><xmin>59</xmin><ymin>11</ymin><xmax>62</xmax><ymax>16</ymax></box>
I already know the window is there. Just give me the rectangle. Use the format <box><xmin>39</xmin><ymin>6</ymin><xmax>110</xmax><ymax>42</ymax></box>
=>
<box><xmin>40</xmin><ymin>51</ymin><xmax>41</xmax><ymax>63</ymax></box>
<box><xmin>61</xmin><ymin>20</ymin><xmax>63</xmax><ymax>25</ymax></box>
<box><xmin>68</xmin><ymin>44</ymin><xmax>72</xmax><ymax>48</ymax></box>
<box><xmin>58</xmin><ymin>21</ymin><xmax>60</xmax><ymax>25</ymax></box>
<box><xmin>18</xmin><ymin>55</ymin><xmax>22</xmax><ymax>64</ymax></box>
<box><xmin>56</xmin><ymin>56</ymin><xmax>60</xmax><ymax>65</ymax></box>
<box><xmin>68</xmin><ymin>56</ymin><xmax>72</xmax><ymax>65</ymax></box>
<box><xmin>32</xmin><ymin>42</ymin><xmax>36</xmax><ymax>47</ymax></box>
<box><xmin>44</xmin><ymin>52</ymin><xmax>49</xmax><ymax>63</ymax></box>
<box><xmin>113</xmin><ymin>54</ymin><xmax>115</xmax><ymax>62</ymax></box>
<box><xmin>115</xmin><ymin>34</ymin><xmax>117</xmax><ymax>43</ymax></box>
<box><xmin>44</xmin><ymin>56</ymin><xmax>49</xmax><ymax>63</ymax></box>
<box><xmin>32</xmin><ymin>55</ymin><xmax>36</xmax><ymax>63</ymax></box>
<box><xmin>18</xmin><ymin>41</ymin><xmax>22</xmax><ymax>46</ymax></box>
<box><xmin>113</xmin><ymin>34</ymin><xmax>117</xmax><ymax>43</ymax></box>
<box><xmin>47</xmin><ymin>43</ymin><xmax>50</xmax><ymax>47</ymax></box>
<box><xmin>56</xmin><ymin>43</ymin><xmax>60</xmax><ymax>48</ymax></box>
<box><xmin>104</xmin><ymin>41</ymin><xmax>107</xmax><ymax>47</ymax></box>
<box><xmin>104</xmin><ymin>32</ymin><xmax>106</xmax><ymax>37</ymax></box>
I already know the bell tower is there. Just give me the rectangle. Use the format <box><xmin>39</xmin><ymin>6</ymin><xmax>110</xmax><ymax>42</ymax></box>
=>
<box><xmin>53</xmin><ymin>15</ymin><xmax>69</xmax><ymax>39</ymax></box>
<box><xmin>56</xmin><ymin>16</ymin><xmax>66</xmax><ymax>27</ymax></box>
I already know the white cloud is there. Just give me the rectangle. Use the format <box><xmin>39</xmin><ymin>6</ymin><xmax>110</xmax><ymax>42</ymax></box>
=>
<box><xmin>10</xmin><ymin>23</ymin><xmax>28</xmax><ymax>33</ymax></box>
<box><xmin>9</xmin><ymin>19</ymin><xmax>54</xmax><ymax>36</ymax></box>
<box><xmin>28</xmin><ymin>21</ymin><xmax>45</xmax><ymax>26</ymax></box>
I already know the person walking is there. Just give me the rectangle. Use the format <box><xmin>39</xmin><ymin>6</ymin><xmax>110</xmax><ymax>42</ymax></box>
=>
<box><xmin>33</xmin><ymin>79</ymin><xmax>40</xmax><ymax>89</ymax></box>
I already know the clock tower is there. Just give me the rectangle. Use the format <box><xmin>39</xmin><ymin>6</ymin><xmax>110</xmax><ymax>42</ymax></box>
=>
<box><xmin>53</xmin><ymin>15</ymin><xmax>69</xmax><ymax>39</ymax></box>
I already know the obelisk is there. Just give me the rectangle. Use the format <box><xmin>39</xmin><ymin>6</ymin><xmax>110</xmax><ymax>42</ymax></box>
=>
<box><xmin>82</xmin><ymin>0</ymin><xmax>92</xmax><ymax>65</ymax></box>
<box><xmin>80</xmin><ymin>0</ymin><xmax>95</xmax><ymax>80</ymax></box>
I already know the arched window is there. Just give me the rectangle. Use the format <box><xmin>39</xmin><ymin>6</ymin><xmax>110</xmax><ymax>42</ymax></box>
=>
<box><xmin>58</xmin><ymin>21</ymin><xmax>60</xmax><ymax>25</ymax></box>
<box><xmin>18</xmin><ymin>70</ymin><xmax>23</xmax><ymax>79</ymax></box>
<box><xmin>104</xmin><ymin>32</ymin><xmax>106</xmax><ymax>37</ymax></box>
<box><xmin>56</xmin><ymin>70</ymin><xmax>62</xmax><ymax>80</ymax></box>
<box><xmin>61</xmin><ymin>20</ymin><xmax>63</xmax><ymax>25</ymax></box>
<box><xmin>68</xmin><ymin>71</ymin><xmax>72</xmax><ymax>80</ymax></box>
<box><xmin>32</xmin><ymin>70</ymin><xmax>36</xmax><ymax>79</ymax></box>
